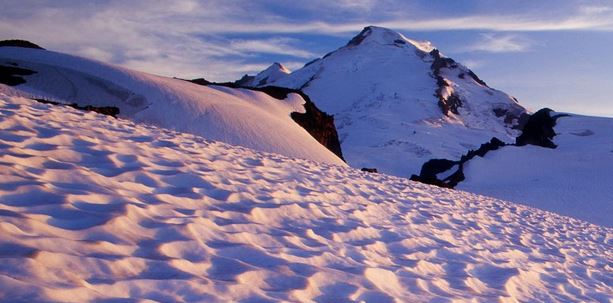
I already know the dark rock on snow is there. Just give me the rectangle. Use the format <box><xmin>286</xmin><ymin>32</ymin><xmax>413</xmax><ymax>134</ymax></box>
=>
<box><xmin>412</xmin><ymin>108</ymin><xmax>568</xmax><ymax>188</ymax></box>
<box><xmin>0</xmin><ymin>39</ymin><xmax>45</xmax><ymax>50</ymax></box>
<box><xmin>184</xmin><ymin>78</ymin><xmax>345</xmax><ymax>161</ymax></box>
<box><xmin>516</xmin><ymin>108</ymin><xmax>568</xmax><ymax>148</ymax></box>
<box><xmin>411</xmin><ymin>137</ymin><xmax>506</xmax><ymax>188</ymax></box>
<box><xmin>34</xmin><ymin>98</ymin><xmax>120</xmax><ymax>118</ymax></box>
<box><xmin>430</xmin><ymin>49</ymin><xmax>463</xmax><ymax>115</ymax></box>
<box><xmin>0</xmin><ymin>64</ymin><xmax>37</xmax><ymax>86</ymax></box>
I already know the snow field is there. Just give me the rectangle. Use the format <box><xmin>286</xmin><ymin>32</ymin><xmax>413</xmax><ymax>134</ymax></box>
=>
<box><xmin>0</xmin><ymin>96</ymin><xmax>611</xmax><ymax>302</ymax></box>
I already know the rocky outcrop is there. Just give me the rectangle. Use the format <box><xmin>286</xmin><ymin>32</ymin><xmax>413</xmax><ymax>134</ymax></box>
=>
<box><xmin>252</xmin><ymin>86</ymin><xmax>344</xmax><ymax>162</ymax></box>
<box><xmin>516</xmin><ymin>108</ymin><xmax>568</xmax><ymax>148</ymax></box>
<box><xmin>430</xmin><ymin>49</ymin><xmax>463</xmax><ymax>115</ymax></box>
<box><xmin>346</xmin><ymin>27</ymin><xmax>372</xmax><ymax>47</ymax></box>
<box><xmin>235</xmin><ymin>74</ymin><xmax>255</xmax><ymax>87</ymax></box>
<box><xmin>0</xmin><ymin>39</ymin><xmax>45</xmax><ymax>50</ymax></box>
<box><xmin>411</xmin><ymin>137</ymin><xmax>506</xmax><ymax>188</ymax></box>
<box><xmin>34</xmin><ymin>98</ymin><xmax>120</xmax><ymax>118</ymax></box>
<box><xmin>290</xmin><ymin>96</ymin><xmax>344</xmax><ymax>162</ymax></box>
<box><xmin>0</xmin><ymin>64</ymin><xmax>36</xmax><ymax>86</ymax></box>
<box><xmin>412</xmin><ymin>108</ymin><xmax>568</xmax><ymax>188</ymax></box>
<box><xmin>184</xmin><ymin>78</ymin><xmax>345</xmax><ymax>161</ymax></box>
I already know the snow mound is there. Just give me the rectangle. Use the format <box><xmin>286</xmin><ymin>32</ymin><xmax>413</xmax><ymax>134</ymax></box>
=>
<box><xmin>0</xmin><ymin>96</ymin><xmax>610</xmax><ymax>302</ymax></box>
<box><xmin>268</xmin><ymin>26</ymin><xmax>527</xmax><ymax>177</ymax></box>
<box><xmin>0</xmin><ymin>47</ymin><xmax>344</xmax><ymax>166</ymax></box>
<box><xmin>458</xmin><ymin>112</ymin><xmax>613</xmax><ymax>227</ymax></box>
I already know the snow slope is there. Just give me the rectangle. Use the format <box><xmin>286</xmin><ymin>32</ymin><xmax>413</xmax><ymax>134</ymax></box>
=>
<box><xmin>1</xmin><ymin>95</ymin><xmax>611</xmax><ymax>302</ymax></box>
<box><xmin>267</xmin><ymin>26</ymin><xmax>526</xmax><ymax>176</ymax></box>
<box><xmin>458</xmin><ymin>113</ymin><xmax>613</xmax><ymax>227</ymax></box>
<box><xmin>0</xmin><ymin>47</ymin><xmax>344</xmax><ymax>166</ymax></box>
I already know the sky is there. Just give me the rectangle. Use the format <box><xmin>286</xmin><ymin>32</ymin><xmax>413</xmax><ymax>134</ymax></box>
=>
<box><xmin>1</xmin><ymin>0</ymin><xmax>613</xmax><ymax>117</ymax></box>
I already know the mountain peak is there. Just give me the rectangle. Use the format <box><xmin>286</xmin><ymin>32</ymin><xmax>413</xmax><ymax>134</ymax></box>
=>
<box><xmin>236</xmin><ymin>62</ymin><xmax>291</xmax><ymax>87</ymax></box>
<box><xmin>346</xmin><ymin>26</ymin><xmax>434</xmax><ymax>52</ymax></box>
<box><xmin>264</xmin><ymin>62</ymin><xmax>291</xmax><ymax>74</ymax></box>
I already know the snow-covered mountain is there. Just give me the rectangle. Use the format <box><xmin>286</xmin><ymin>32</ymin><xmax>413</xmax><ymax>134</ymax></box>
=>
<box><xmin>236</xmin><ymin>62</ymin><xmax>291</xmax><ymax>87</ymax></box>
<box><xmin>0</xmin><ymin>45</ymin><xmax>344</xmax><ymax>166</ymax></box>
<box><xmin>251</xmin><ymin>26</ymin><xmax>527</xmax><ymax>177</ymax></box>
<box><xmin>1</xmin><ymin>95</ymin><xmax>611</xmax><ymax>302</ymax></box>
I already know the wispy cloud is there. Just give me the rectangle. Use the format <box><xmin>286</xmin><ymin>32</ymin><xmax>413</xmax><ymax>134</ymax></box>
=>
<box><xmin>460</xmin><ymin>59</ymin><xmax>487</xmax><ymax>69</ymax></box>
<box><xmin>229</xmin><ymin>38</ymin><xmax>317</xmax><ymax>58</ymax></box>
<box><xmin>466</xmin><ymin>34</ymin><xmax>532</xmax><ymax>53</ymax></box>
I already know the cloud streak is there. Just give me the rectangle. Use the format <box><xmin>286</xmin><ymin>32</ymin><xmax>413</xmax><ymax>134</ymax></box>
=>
<box><xmin>466</xmin><ymin>34</ymin><xmax>533</xmax><ymax>53</ymax></box>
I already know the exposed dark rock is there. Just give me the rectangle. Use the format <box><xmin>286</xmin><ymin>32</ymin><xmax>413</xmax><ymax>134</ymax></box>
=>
<box><xmin>346</xmin><ymin>27</ymin><xmax>372</xmax><ymax>47</ymax></box>
<box><xmin>462</xmin><ymin>137</ymin><xmax>506</xmax><ymax>160</ymax></box>
<box><xmin>493</xmin><ymin>108</ymin><xmax>507</xmax><ymax>117</ymax></box>
<box><xmin>394</xmin><ymin>39</ymin><xmax>406</xmax><ymax>45</ymax></box>
<box><xmin>187</xmin><ymin>77</ymin><xmax>241</xmax><ymax>88</ymax></box>
<box><xmin>443</xmin><ymin>93</ymin><xmax>463</xmax><ymax>115</ymax></box>
<box><xmin>322</xmin><ymin>51</ymin><xmax>334</xmax><ymax>59</ymax></box>
<box><xmin>183</xmin><ymin>78</ymin><xmax>345</xmax><ymax>161</ymax></box>
<box><xmin>361</xmin><ymin>168</ymin><xmax>378</xmax><ymax>173</ymax></box>
<box><xmin>234</xmin><ymin>74</ymin><xmax>254</xmax><ymax>87</ymax></box>
<box><xmin>34</xmin><ymin>98</ymin><xmax>120</xmax><ymax>118</ymax></box>
<box><xmin>0</xmin><ymin>39</ymin><xmax>45</xmax><ymax>50</ymax></box>
<box><xmin>257</xmin><ymin>77</ymin><xmax>269</xmax><ymax>87</ymax></box>
<box><xmin>430</xmin><ymin>49</ymin><xmax>458</xmax><ymax>71</ymax></box>
<box><xmin>303</xmin><ymin>58</ymin><xmax>320</xmax><ymax>67</ymax></box>
<box><xmin>410</xmin><ymin>158</ymin><xmax>460</xmax><ymax>188</ymax></box>
<box><xmin>411</xmin><ymin>137</ymin><xmax>507</xmax><ymax>188</ymax></box>
<box><xmin>188</xmin><ymin>78</ymin><xmax>212</xmax><ymax>86</ymax></box>
<box><xmin>466</xmin><ymin>69</ymin><xmax>487</xmax><ymax>86</ymax></box>
<box><xmin>412</xmin><ymin>109</ymin><xmax>569</xmax><ymax>189</ymax></box>
<box><xmin>288</xmin><ymin>94</ymin><xmax>344</xmax><ymax>162</ymax></box>
<box><xmin>516</xmin><ymin>108</ymin><xmax>568</xmax><ymax>148</ymax></box>
<box><xmin>430</xmin><ymin>49</ymin><xmax>462</xmax><ymax>115</ymax></box>
<box><xmin>0</xmin><ymin>64</ymin><xmax>36</xmax><ymax>86</ymax></box>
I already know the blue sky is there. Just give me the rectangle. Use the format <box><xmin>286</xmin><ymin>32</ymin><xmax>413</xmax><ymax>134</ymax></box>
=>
<box><xmin>1</xmin><ymin>0</ymin><xmax>613</xmax><ymax>116</ymax></box>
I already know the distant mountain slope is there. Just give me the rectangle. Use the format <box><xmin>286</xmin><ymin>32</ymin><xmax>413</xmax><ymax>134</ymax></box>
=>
<box><xmin>0</xmin><ymin>46</ymin><xmax>344</xmax><ymax>165</ymax></box>
<box><xmin>236</xmin><ymin>62</ymin><xmax>291</xmax><ymax>87</ymax></box>
<box><xmin>456</xmin><ymin>112</ymin><xmax>613</xmax><ymax>227</ymax></box>
<box><xmin>259</xmin><ymin>26</ymin><xmax>527</xmax><ymax>176</ymax></box>
<box><xmin>0</xmin><ymin>95</ymin><xmax>610</xmax><ymax>302</ymax></box>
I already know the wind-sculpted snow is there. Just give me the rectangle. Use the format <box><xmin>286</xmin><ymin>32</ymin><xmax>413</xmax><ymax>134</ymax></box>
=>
<box><xmin>0</xmin><ymin>96</ymin><xmax>611</xmax><ymax>302</ymax></box>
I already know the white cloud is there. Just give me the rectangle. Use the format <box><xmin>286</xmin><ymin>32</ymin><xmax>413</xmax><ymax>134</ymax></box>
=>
<box><xmin>460</xmin><ymin>59</ymin><xmax>487</xmax><ymax>69</ymax></box>
<box><xmin>229</xmin><ymin>38</ymin><xmax>317</xmax><ymax>58</ymax></box>
<box><xmin>466</xmin><ymin>34</ymin><xmax>532</xmax><ymax>53</ymax></box>
<box><xmin>579</xmin><ymin>5</ymin><xmax>612</xmax><ymax>15</ymax></box>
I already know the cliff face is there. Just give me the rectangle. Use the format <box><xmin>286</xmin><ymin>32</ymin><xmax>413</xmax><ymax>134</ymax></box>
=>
<box><xmin>289</xmin><ymin>95</ymin><xmax>345</xmax><ymax>162</ymax></box>
<box><xmin>251</xmin><ymin>86</ymin><xmax>345</xmax><ymax>162</ymax></box>
<box><xmin>186</xmin><ymin>79</ymin><xmax>345</xmax><ymax>161</ymax></box>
